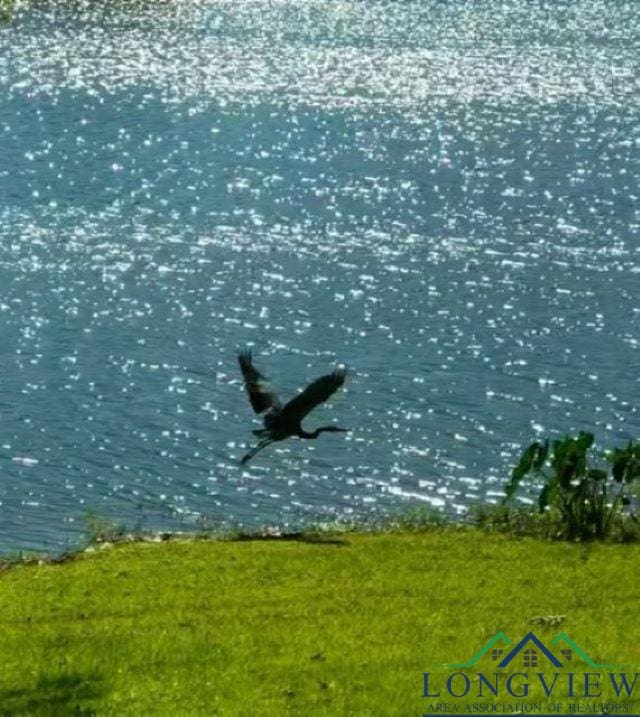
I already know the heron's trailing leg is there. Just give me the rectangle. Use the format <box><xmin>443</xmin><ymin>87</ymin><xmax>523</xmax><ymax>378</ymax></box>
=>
<box><xmin>241</xmin><ymin>438</ymin><xmax>274</xmax><ymax>465</ymax></box>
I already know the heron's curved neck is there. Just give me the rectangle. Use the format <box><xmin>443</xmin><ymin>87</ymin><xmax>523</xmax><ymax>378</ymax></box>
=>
<box><xmin>298</xmin><ymin>426</ymin><xmax>344</xmax><ymax>439</ymax></box>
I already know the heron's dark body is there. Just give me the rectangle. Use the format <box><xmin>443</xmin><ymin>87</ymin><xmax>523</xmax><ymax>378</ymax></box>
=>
<box><xmin>237</xmin><ymin>350</ymin><xmax>348</xmax><ymax>464</ymax></box>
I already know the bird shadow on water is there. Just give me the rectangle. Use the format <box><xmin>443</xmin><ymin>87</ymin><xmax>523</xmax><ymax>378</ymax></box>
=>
<box><xmin>0</xmin><ymin>672</ymin><xmax>105</xmax><ymax>716</ymax></box>
<box><xmin>234</xmin><ymin>532</ymin><xmax>349</xmax><ymax>546</ymax></box>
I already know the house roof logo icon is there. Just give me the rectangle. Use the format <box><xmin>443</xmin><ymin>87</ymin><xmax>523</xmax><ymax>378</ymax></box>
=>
<box><xmin>497</xmin><ymin>632</ymin><xmax>561</xmax><ymax>668</ymax></box>
<box><xmin>444</xmin><ymin>630</ymin><xmax>622</xmax><ymax>670</ymax></box>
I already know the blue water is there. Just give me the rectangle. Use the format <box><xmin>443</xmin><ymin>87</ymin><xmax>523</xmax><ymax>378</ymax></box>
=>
<box><xmin>1</xmin><ymin>0</ymin><xmax>638</xmax><ymax>551</ymax></box>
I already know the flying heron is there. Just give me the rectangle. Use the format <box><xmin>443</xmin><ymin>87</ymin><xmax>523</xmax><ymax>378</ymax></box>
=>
<box><xmin>237</xmin><ymin>350</ymin><xmax>348</xmax><ymax>464</ymax></box>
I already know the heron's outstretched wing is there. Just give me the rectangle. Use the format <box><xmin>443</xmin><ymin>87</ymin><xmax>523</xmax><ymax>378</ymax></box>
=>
<box><xmin>237</xmin><ymin>350</ymin><xmax>281</xmax><ymax>415</ymax></box>
<box><xmin>280</xmin><ymin>367</ymin><xmax>347</xmax><ymax>421</ymax></box>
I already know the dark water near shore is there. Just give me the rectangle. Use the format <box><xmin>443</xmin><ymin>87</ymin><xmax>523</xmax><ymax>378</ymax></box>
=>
<box><xmin>0</xmin><ymin>0</ymin><xmax>639</xmax><ymax>551</ymax></box>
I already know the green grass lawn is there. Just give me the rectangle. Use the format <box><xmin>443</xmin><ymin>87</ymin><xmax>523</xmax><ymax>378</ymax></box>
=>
<box><xmin>0</xmin><ymin>529</ymin><xmax>638</xmax><ymax>715</ymax></box>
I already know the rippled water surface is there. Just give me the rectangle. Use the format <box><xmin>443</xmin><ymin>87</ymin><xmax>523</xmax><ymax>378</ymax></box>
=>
<box><xmin>1</xmin><ymin>0</ymin><xmax>639</xmax><ymax>551</ymax></box>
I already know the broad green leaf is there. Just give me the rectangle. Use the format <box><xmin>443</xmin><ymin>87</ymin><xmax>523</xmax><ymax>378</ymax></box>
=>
<box><xmin>504</xmin><ymin>441</ymin><xmax>544</xmax><ymax>501</ymax></box>
<box><xmin>514</xmin><ymin>442</ymin><xmax>541</xmax><ymax>479</ymax></box>
<box><xmin>538</xmin><ymin>483</ymin><xmax>551</xmax><ymax>512</ymax></box>
<box><xmin>612</xmin><ymin>454</ymin><xmax>627</xmax><ymax>483</ymax></box>
<box><xmin>577</xmin><ymin>431</ymin><xmax>595</xmax><ymax>451</ymax></box>
<box><xmin>533</xmin><ymin>439</ymin><xmax>549</xmax><ymax>470</ymax></box>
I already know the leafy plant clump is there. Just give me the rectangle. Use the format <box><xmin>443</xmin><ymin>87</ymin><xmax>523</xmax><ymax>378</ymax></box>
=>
<box><xmin>84</xmin><ymin>511</ymin><xmax>128</xmax><ymax>545</ymax></box>
<box><xmin>504</xmin><ymin>432</ymin><xmax>640</xmax><ymax>541</ymax></box>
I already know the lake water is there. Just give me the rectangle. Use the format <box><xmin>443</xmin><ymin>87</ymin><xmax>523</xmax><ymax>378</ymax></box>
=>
<box><xmin>1</xmin><ymin>0</ymin><xmax>638</xmax><ymax>552</ymax></box>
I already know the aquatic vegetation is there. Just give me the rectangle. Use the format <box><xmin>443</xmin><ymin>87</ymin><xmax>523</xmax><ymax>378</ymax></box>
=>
<box><xmin>0</xmin><ymin>0</ymin><xmax>12</xmax><ymax>24</ymax></box>
<box><xmin>84</xmin><ymin>510</ymin><xmax>127</xmax><ymax>545</ymax></box>
<box><xmin>505</xmin><ymin>432</ymin><xmax>640</xmax><ymax>540</ymax></box>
